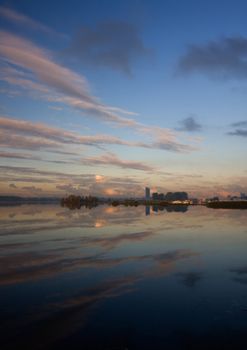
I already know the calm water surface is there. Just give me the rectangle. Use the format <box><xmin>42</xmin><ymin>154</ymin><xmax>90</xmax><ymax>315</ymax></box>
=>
<box><xmin>1</xmin><ymin>204</ymin><xmax>247</xmax><ymax>349</ymax></box>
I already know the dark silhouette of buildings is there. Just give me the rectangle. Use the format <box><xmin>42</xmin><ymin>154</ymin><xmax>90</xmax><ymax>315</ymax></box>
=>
<box><xmin>152</xmin><ymin>191</ymin><xmax>188</xmax><ymax>201</ymax></box>
<box><xmin>145</xmin><ymin>187</ymin><xmax>150</xmax><ymax>200</ymax></box>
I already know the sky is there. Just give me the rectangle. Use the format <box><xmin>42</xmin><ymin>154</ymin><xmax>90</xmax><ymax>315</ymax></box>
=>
<box><xmin>0</xmin><ymin>0</ymin><xmax>247</xmax><ymax>198</ymax></box>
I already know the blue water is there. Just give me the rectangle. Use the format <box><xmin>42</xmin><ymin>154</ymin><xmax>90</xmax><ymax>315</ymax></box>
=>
<box><xmin>0</xmin><ymin>204</ymin><xmax>247</xmax><ymax>349</ymax></box>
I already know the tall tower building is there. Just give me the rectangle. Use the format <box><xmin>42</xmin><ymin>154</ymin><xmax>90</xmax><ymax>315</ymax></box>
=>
<box><xmin>145</xmin><ymin>187</ymin><xmax>150</xmax><ymax>200</ymax></box>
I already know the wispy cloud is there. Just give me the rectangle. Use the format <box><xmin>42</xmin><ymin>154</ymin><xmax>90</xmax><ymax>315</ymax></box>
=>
<box><xmin>0</xmin><ymin>115</ymin><xmax>198</xmax><ymax>175</ymax></box>
<box><xmin>67</xmin><ymin>21</ymin><xmax>151</xmax><ymax>75</ymax></box>
<box><xmin>177</xmin><ymin>36</ymin><xmax>247</xmax><ymax>80</ymax></box>
<box><xmin>0</xmin><ymin>165</ymin><xmax>146</xmax><ymax>197</ymax></box>
<box><xmin>81</xmin><ymin>152</ymin><xmax>155</xmax><ymax>172</ymax></box>
<box><xmin>0</xmin><ymin>31</ymin><xmax>198</xmax><ymax>152</ymax></box>
<box><xmin>0</xmin><ymin>150</ymin><xmax>72</xmax><ymax>164</ymax></box>
<box><xmin>137</xmin><ymin>126</ymin><xmax>198</xmax><ymax>153</ymax></box>
<box><xmin>0</xmin><ymin>116</ymin><xmax>198</xmax><ymax>154</ymax></box>
<box><xmin>0</xmin><ymin>116</ymin><xmax>130</xmax><ymax>152</ymax></box>
<box><xmin>0</xmin><ymin>151</ymin><xmax>42</xmax><ymax>160</ymax></box>
<box><xmin>0</xmin><ymin>31</ymin><xmax>138</xmax><ymax>127</ymax></box>
<box><xmin>0</xmin><ymin>6</ymin><xmax>65</xmax><ymax>38</ymax></box>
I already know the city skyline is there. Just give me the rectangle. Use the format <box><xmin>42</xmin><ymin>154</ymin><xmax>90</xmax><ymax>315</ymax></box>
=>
<box><xmin>0</xmin><ymin>0</ymin><xmax>247</xmax><ymax>198</ymax></box>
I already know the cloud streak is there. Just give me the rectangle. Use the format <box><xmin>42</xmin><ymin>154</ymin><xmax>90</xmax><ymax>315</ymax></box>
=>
<box><xmin>81</xmin><ymin>153</ymin><xmax>154</xmax><ymax>172</ymax></box>
<box><xmin>0</xmin><ymin>116</ymin><xmax>197</xmax><ymax>174</ymax></box>
<box><xmin>0</xmin><ymin>151</ymin><xmax>42</xmax><ymax>160</ymax></box>
<box><xmin>0</xmin><ymin>31</ymin><xmax>138</xmax><ymax>127</ymax></box>
<box><xmin>0</xmin><ymin>6</ymin><xmax>66</xmax><ymax>38</ymax></box>
<box><xmin>0</xmin><ymin>31</ymin><xmax>198</xmax><ymax>154</ymax></box>
<box><xmin>0</xmin><ymin>116</ymin><xmax>197</xmax><ymax>154</ymax></box>
<box><xmin>0</xmin><ymin>165</ymin><xmax>147</xmax><ymax>197</ymax></box>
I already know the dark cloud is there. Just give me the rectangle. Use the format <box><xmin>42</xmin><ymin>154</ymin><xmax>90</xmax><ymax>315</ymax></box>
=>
<box><xmin>67</xmin><ymin>21</ymin><xmax>151</xmax><ymax>75</ymax></box>
<box><xmin>231</xmin><ymin>120</ymin><xmax>247</xmax><ymax>128</ymax></box>
<box><xmin>177</xmin><ymin>36</ymin><xmax>247</xmax><ymax>79</ymax></box>
<box><xmin>177</xmin><ymin>116</ymin><xmax>202</xmax><ymax>132</ymax></box>
<box><xmin>228</xmin><ymin>129</ymin><xmax>247</xmax><ymax>137</ymax></box>
<box><xmin>228</xmin><ymin>120</ymin><xmax>247</xmax><ymax>137</ymax></box>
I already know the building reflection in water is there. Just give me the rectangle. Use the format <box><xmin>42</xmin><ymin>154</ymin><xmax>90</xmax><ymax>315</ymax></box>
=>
<box><xmin>148</xmin><ymin>205</ymin><xmax>188</xmax><ymax>214</ymax></box>
<box><xmin>145</xmin><ymin>205</ymin><xmax>150</xmax><ymax>216</ymax></box>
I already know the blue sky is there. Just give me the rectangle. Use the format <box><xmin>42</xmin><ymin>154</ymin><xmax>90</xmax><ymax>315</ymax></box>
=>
<box><xmin>0</xmin><ymin>0</ymin><xmax>247</xmax><ymax>197</ymax></box>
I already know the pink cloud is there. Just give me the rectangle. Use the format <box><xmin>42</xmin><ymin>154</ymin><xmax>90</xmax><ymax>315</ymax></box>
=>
<box><xmin>0</xmin><ymin>31</ymin><xmax>138</xmax><ymax>127</ymax></box>
<box><xmin>81</xmin><ymin>152</ymin><xmax>155</xmax><ymax>171</ymax></box>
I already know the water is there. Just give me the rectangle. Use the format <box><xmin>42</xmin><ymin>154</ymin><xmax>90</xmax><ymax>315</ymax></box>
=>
<box><xmin>0</xmin><ymin>204</ymin><xmax>247</xmax><ymax>349</ymax></box>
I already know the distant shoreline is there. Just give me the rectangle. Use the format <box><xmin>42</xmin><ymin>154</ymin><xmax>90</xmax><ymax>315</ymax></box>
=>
<box><xmin>206</xmin><ymin>201</ymin><xmax>247</xmax><ymax>209</ymax></box>
<box><xmin>60</xmin><ymin>195</ymin><xmax>194</xmax><ymax>209</ymax></box>
<box><xmin>1</xmin><ymin>196</ymin><xmax>247</xmax><ymax>210</ymax></box>
<box><xmin>0</xmin><ymin>196</ymin><xmax>61</xmax><ymax>206</ymax></box>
